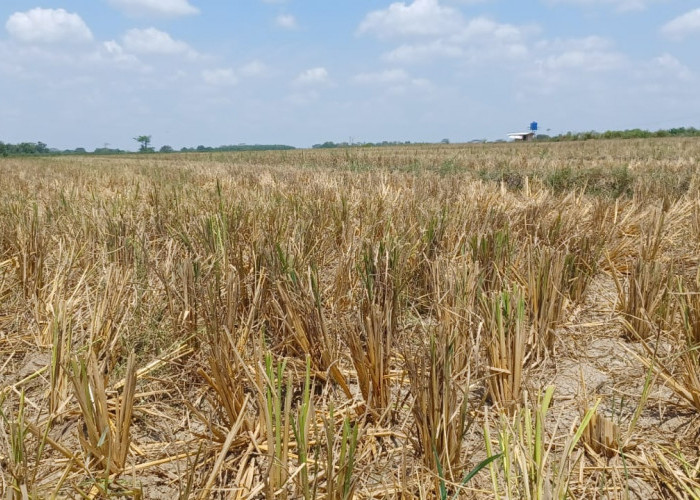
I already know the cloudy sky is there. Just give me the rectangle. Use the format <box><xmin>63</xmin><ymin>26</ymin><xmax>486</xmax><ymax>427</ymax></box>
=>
<box><xmin>0</xmin><ymin>0</ymin><xmax>699</xmax><ymax>150</ymax></box>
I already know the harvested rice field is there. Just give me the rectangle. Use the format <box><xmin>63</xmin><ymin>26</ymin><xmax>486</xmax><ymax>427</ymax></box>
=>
<box><xmin>1</xmin><ymin>138</ymin><xmax>699</xmax><ymax>498</ymax></box>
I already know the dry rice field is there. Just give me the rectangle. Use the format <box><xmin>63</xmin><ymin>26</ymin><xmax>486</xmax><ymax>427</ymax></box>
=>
<box><xmin>1</xmin><ymin>138</ymin><xmax>699</xmax><ymax>498</ymax></box>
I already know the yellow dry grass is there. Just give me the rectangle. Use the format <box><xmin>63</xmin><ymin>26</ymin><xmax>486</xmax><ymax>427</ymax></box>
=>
<box><xmin>1</xmin><ymin>138</ymin><xmax>699</xmax><ymax>498</ymax></box>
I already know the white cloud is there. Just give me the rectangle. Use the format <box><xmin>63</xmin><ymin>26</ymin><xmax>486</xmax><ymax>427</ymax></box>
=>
<box><xmin>287</xmin><ymin>89</ymin><xmax>320</xmax><ymax>106</ymax></box>
<box><xmin>6</xmin><ymin>8</ymin><xmax>93</xmax><ymax>44</ymax></box>
<box><xmin>541</xmin><ymin>50</ymin><xmax>623</xmax><ymax>72</ymax></box>
<box><xmin>239</xmin><ymin>60</ymin><xmax>268</xmax><ymax>77</ymax></box>
<box><xmin>354</xmin><ymin>69</ymin><xmax>410</xmax><ymax>84</ymax></box>
<box><xmin>275</xmin><ymin>14</ymin><xmax>298</xmax><ymax>29</ymax></box>
<box><xmin>535</xmin><ymin>35</ymin><xmax>612</xmax><ymax>52</ymax></box>
<box><xmin>520</xmin><ymin>35</ymin><xmax>626</xmax><ymax>95</ymax></box>
<box><xmin>353</xmin><ymin>68</ymin><xmax>433</xmax><ymax>94</ymax></box>
<box><xmin>358</xmin><ymin>0</ymin><xmax>464</xmax><ymax>38</ymax></box>
<box><xmin>0</xmin><ymin>35</ymin><xmax>150</xmax><ymax>85</ymax></box>
<box><xmin>544</xmin><ymin>0</ymin><xmax>658</xmax><ymax>12</ymax></box>
<box><xmin>122</xmin><ymin>28</ymin><xmax>198</xmax><ymax>58</ymax></box>
<box><xmin>648</xmin><ymin>53</ymin><xmax>693</xmax><ymax>81</ymax></box>
<box><xmin>109</xmin><ymin>0</ymin><xmax>199</xmax><ymax>17</ymax></box>
<box><xmin>99</xmin><ymin>41</ymin><xmax>142</xmax><ymax>66</ymax></box>
<box><xmin>357</xmin><ymin>1</ymin><xmax>536</xmax><ymax>65</ymax></box>
<box><xmin>618</xmin><ymin>53</ymin><xmax>697</xmax><ymax>102</ymax></box>
<box><xmin>202</xmin><ymin>68</ymin><xmax>238</xmax><ymax>86</ymax></box>
<box><xmin>534</xmin><ymin>36</ymin><xmax>624</xmax><ymax>72</ymax></box>
<box><xmin>385</xmin><ymin>78</ymin><xmax>433</xmax><ymax>95</ymax></box>
<box><xmin>385</xmin><ymin>40</ymin><xmax>463</xmax><ymax>62</ymax></box>
<box><xmin>453</xmin><ymin>17</ymin><xmax>533</xmax><ymax>44</ymax></box>
<box><xmin>293</xmin><ymin>67</ymin><xmax>329</xmax><ymax>85</ymax></box>
<box><xmin>381</xmin><ymin>16</ymin><xmax>533</xmax><ymax>63</ymax></box>
<box><xmin>202</xmin><ymin>61</ymin><xmax>269</xmax><ymax>86</ymax></box>
<box><xmin>661</xmin><ymin>8</ymin><xmax>700</xmax><ymax>40</ymax></box>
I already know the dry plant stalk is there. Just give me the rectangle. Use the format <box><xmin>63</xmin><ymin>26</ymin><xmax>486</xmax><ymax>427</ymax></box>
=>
<box><xmin>406</xmin><ymin>322</ymin><xmax>473</xmax><ymax>483</ymax></box>
<box><xmin>346</xmin><ymin>243</ymin><xmax>400</xmax><ymax>418</ymax></box>
<box><xmin>49</xmin><ymin>301</ymin><xmax>72</xmax><ymax>416</ymax></box>
<box><xmin>640</xmin><ymin>208</ymin><xmax>665</xmax><ymax>263</ymax></box>
<box><xmin>402</xmin><ymin>257</ymin><xmax>479</xmax><ymax>488</ymax></box>
<box><xmin>272</xmin><ymin>268</ymin><xmax>352</xmax><ymax>398</ymax></box>
<box><xmin>14</xmin><ymin>205</ymin><xmax>45</xmax><ymax>299</ymax></box>
<box><xmin>679</xmin><ymin>270</ymin><xmax>700</xmax><ymax>347</ymax></box>
<box><xmin>523</xmin><ymin>245</ymin><xmax>569</xmax><ymax>354</ymax></box>
<box><xmin>88</xmin><ymin>265</ymin><xmax>133</xmax><ymax>372</ymax></box>
<box><xmin>198</xmin><ymin>266</ymin><xmax>258</xmax><ymax>438</ymax></box>
<box><xmin>582</xmin><ymin>407</ymin><xmax>620</xmax><ymax>457</ymax></box>
<box><xmin>181</xmin><ymin>258</ymin><xmax>199</xmax><ymax>333</ymax></box>
<box><xmin>692</xmin><ymin>200</ymin><xmax>700</xmax><ymax>242</ymax></box>
<box><xmin>663</xmin><ymin>272</ymin><xmax>700</xmax><ymax>411</ymax></box>
<box><xmin>614</xmin><ymin>258</ymin><xmax>673</xmax><ymax>340</ymax></box>
<box><xmin>198</xmin><ymin>340</ymin><xmax>253</xmax><ymax>440</ymax></box>
<box><xmin>69</xmin><ymin>351</ymin><xmax>137</xmax><ymax>475</ymax></box>
<box><xmin>470</xmin><ymin>228</ymin><xmax>512</xmax><ymax>292</ymax></box>
<box><xmin>562</xmin><ymin>236</ymin><xmax>601</xmax><ymax>303</ymax></box>
<box><xmin>480</xmin><ymin>287</ymin><xmax>527</xmax><ymax>412</ymax></box>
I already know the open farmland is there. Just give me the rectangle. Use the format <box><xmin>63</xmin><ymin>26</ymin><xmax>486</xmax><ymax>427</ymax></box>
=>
<box><xmin>1</xmin><ymin>138</ymin><xmax>699</xmax><ymax>498</ymax></box>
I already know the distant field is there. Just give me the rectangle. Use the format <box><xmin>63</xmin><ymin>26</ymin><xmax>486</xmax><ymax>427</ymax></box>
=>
<box><xmin>1</xmin><ymin>138</ymin><xmax>699</xmax><ymax>498</ymax></box>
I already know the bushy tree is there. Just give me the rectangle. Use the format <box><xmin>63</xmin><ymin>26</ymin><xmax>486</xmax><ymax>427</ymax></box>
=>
<box><xmin>134</xmin><ymin>135</ymin><xmax>153</xmax><ymax>153</ymax></box>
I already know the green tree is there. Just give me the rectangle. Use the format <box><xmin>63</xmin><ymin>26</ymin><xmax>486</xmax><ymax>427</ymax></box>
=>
<box><xmin>134</xmin><ymin>135</ymin><xmax>153</xmax><ymax>153</ymax></box>
<box><xmin>159</xmin><ymin>145</ymin><xmax>174</xmax><ymax>153</ymax></box>
<box><xmin>18</xmin><ymin>142</ymin><xmax>35</xmax><ymax>154</ymax></box>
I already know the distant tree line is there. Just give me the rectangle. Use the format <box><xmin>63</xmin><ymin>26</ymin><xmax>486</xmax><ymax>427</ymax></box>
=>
<box><xmin>0</xmin><ymin>141</ymin><xmax>50</xmax><ymax>156</ymax></box>
<box><xmin>178</xmin><ymin>144</ymin><xmax>295</xmax><ymax>152</ymax></box>
<box><xmin>0</xmin><ymin>141</ymin><xmax>127</xmax><ymax>156</ymax></box>
<box><xmin>537</xmin><ymin>127</ymin><xmax>700</xmax><ymax>142</ymax></box>
<box><xmin>312</xmin><ymin>140</ymin><xmax>416</xmax><ymax>148</ymax></box>
<box><xmin>0</xmin><ymin>140</ymin><xmax>295</xmax><ymax>157</ymax></box>
<box><xmin>314</xmin><ymin>128</ymin><xmax>700</xmax><ymax>148</ymax></box>
<box><xmin>2</xmin><ymin>128</ymin><xmax>698</xmax><ymax>157</ymax></box>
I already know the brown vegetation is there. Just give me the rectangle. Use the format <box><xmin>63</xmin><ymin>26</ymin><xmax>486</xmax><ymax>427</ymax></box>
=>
<box><xmin>1</xmin><ymin>138</ymin><xmax>699</xmax><ymax>498</ymax></box>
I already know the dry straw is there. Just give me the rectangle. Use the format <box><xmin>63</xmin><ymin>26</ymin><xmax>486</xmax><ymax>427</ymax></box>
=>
<box><xmin>1</xmin><ymin>139</ymin><xmax>699</xmax><ymax>497</ymax></box>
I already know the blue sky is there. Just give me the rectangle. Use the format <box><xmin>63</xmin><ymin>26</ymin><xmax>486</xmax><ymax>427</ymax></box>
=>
<box><xmin>0</xmin><ymin>0</ymin><xmax>698</xmax><ymax>150</ymax></box>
